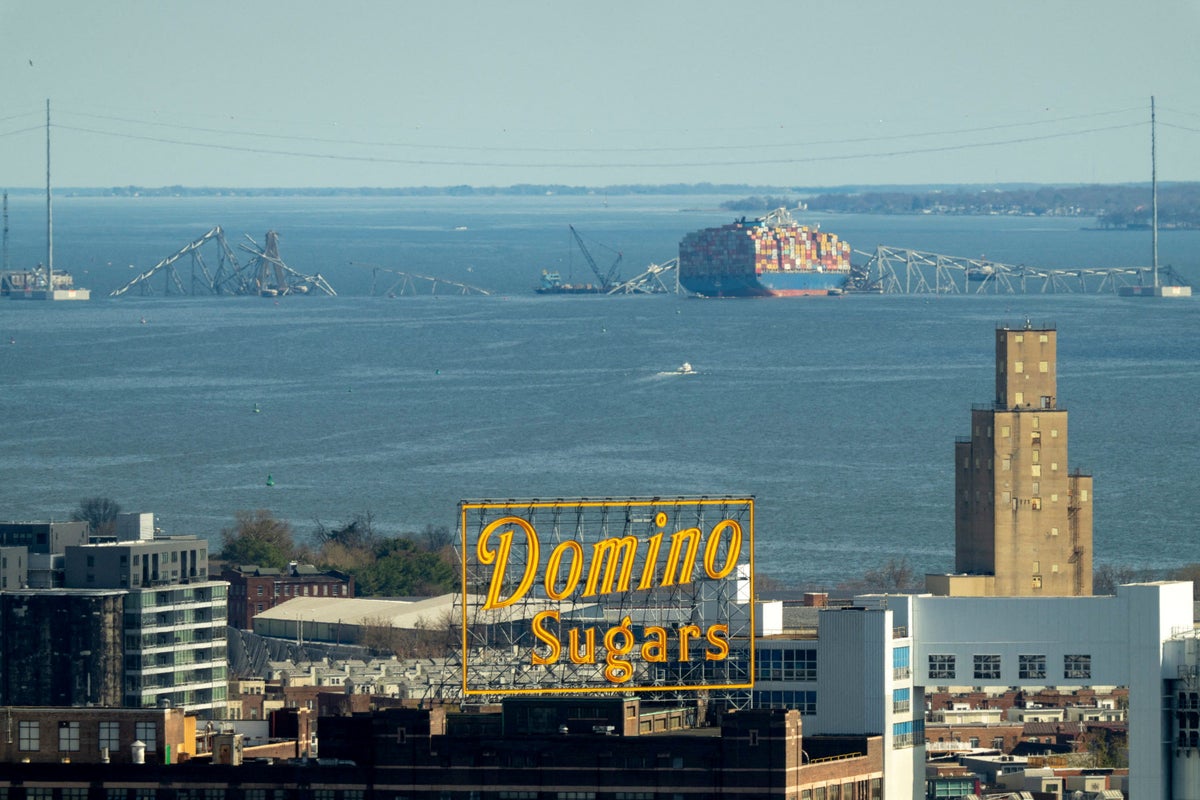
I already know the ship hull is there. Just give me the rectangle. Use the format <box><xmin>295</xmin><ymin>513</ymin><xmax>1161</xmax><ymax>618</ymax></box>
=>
<box><xmin>680</xmin><ymin>270</ymin><xmax>848</xmax><ymax>297</ymax></box>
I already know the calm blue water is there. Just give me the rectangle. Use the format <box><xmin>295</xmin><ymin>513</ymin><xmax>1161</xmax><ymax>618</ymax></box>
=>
<box><xmin>1</xmin><ymin>195</ymin><xmax>1198</xmax><ymax>589</ymax></box>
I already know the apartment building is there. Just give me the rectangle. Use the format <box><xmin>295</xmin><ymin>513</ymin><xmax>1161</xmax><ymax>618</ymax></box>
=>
<box><xmin>62</xmin><ymin>537</ymin><xmax>229</xmax><ymax>714</ymax></box>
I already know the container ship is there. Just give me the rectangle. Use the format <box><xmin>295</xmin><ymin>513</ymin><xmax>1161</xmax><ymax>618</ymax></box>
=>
<box><xmin>678</xmin><ymin>208</ymin><xmax>851</xmax><ymax>297</ymax></box>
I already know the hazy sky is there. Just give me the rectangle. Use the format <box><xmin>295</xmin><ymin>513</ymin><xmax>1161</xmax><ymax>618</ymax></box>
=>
<box><xmin>2</xmin><ymin>1</ymin><xmax>1198</xmax><ymax>188</ymax></box>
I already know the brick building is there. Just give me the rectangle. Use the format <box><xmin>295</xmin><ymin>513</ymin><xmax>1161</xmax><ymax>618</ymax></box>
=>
<box><xmin>222</xmin><ymin>563</ymin><xmax>354</xmax><ymax>630</ymax></box>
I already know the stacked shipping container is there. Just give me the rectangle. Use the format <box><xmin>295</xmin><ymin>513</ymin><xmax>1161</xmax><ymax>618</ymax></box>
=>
<box><xmin>679</xmin><ymin>218</ymin><xmax>852</xmax><ymax>297</ymax></box>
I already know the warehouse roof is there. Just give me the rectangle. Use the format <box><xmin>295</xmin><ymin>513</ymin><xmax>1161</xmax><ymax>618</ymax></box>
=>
<box><xmin>255</xmin><ymin>594</ymin><xmax>455</xmax><ymax>628</ymax></box>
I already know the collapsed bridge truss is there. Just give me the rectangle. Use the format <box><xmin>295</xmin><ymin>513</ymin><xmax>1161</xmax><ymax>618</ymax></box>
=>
<box><xmin>850</xmin><ymin>245</ymin><xmax>1191</xmax><ymax>295</ymax></box>
<box><xmin>109</xmin><ymin>227</ymin><xmax>336</xmax><ymax>298</ymax></box>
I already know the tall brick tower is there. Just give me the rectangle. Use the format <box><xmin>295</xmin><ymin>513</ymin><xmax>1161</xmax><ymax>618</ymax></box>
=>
<box><xmin>945</xmin><ymin>323</ymin><xmax>1093</xmax><ymax>596</ymax></box>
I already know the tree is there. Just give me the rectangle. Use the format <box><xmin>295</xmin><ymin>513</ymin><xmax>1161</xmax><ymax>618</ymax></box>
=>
<box><xmin>219</xmin><ymin>509</ymin><xmax>295</xmax><ymax>568</ymax></box>
<box><xmin>862</xmin><ymin>557</ymin><xmax>922</xmax><ymax>593</ymax></box>
<box><xmin>354</xmin><ymin>537</ymin><xmax>457</xmax><ymax>597</ymax></box>
<box><xmin>1093</xmin><ymin>563</ymin><xmax>1155</xmax><ymax>595</ymax></box>
<box><xmin>420</xmin><ymin>523</ymin><xmax>454</xmax><ymax>552</ymax></box>
<box><xmin>71</xmin><ymin>496</ymin><xmax>122</xmax><ymax>536</ymax></box>
<box><xmin>313</xmin><ymin>512</ymin><xmax>380</xmax><ymax>552</ymax></box>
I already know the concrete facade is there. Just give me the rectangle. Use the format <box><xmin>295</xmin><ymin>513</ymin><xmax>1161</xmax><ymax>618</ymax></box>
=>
<box><xmin>869</xmin><ymin>581</ymin><xmax>1191</xmax><ymax>800</ymax></box>
<box><xmin>950</xmin><ymin>325</ymin><xmax>1093</xmax><ymax>596</ymax></box>
<box><xmin>0</xmin><ymin>545</ymin><xmax>26</xmax><ymax>590</ymax></box>
<box><xmin>0</xmin><ymin>520</ymin><xmax>87</xmax><ymax>554</ymax></box>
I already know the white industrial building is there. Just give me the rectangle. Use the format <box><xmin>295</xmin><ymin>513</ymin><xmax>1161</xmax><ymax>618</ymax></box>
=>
<box><xmin>769</xmin><ymin>582</ymin><xmax>1195</xmax><ymax>800</ymax></box>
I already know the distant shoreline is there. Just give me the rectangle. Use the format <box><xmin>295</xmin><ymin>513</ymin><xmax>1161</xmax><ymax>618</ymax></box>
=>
<box><xmin>4</xmin><ymin>183</ymin><xmax>1196</xmax><ymax>225</ymax></box>
<box><xmin>2</xmin><ymin>181</ymin><xmax>1196</xmax><ymax>198</ymax></box>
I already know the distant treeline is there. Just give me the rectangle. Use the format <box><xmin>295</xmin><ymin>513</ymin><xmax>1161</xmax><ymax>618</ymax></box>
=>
<box><xmin>10</xmin><ymin>182</ymin><xmax>1199</xmax><ymax>227</ymax></box>
<box><xmin>5</xmin><ymin>183</ymin><xmax>799</xmax><ymax>199</ymax></box>
<box><xmin>733</xmin><ymin>184</ymin><xmax>1200</xmax><ymax>228</ymax></box>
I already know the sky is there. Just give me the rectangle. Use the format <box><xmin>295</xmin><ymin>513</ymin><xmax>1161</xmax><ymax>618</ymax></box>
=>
<box><xmin>2</xmin><ymin>1</ymin><xmax>1199</xmax><ymax>189</ymax></box>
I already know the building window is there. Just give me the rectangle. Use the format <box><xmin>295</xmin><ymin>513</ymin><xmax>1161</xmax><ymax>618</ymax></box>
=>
<box><xmin>1065</xmin><ymin>654</ymin><xmax>1092</xmax><ymax>680</ymax></box>
<box><xmin>893</xmin><ymin>687</ymin><xmax>911</xmax><ymax>713</ymax></box>
<box><xmin>893</xmin><ymin>646</ymin><xmax>911</xmax><ymax>679</ymax></box>
<box><xmin>99</xmin><ymin>721</ymin><xmax>120</xmax><ymax>754</ymax></box>
<box><xmin>752</xmin><ymin>690</ymin><xmax>816</xmax><ymax>715</ymax></box>
<box><xmin>256</xmin><ymin>585</ymin><xmax>264</xmax><ymax>597</ymax></box>
<box><xmin>755</xmin><ymin>648</ymin><xmax>817</xmax><ymax>682</ymax></box>
<box><xmin>1019</xmin><ymin>654</ymin><xmax>1046</xmax><ymax>680</ymax></box>
<box><xmin>135</xmin><ymin>721</ymin><xmax>157</xmax><ymax>752</ymax></box>
<box><xmin>992</xmin><ymin>736</ymin><xmax>1005</xmax><ymax>749</ymax></box>
<box><xmin>18</xmin><ymin>720</ymin><xmax>39</xmax><ymax>751</ymax></box>
<box><xmin>1014</xmin><ymin>361</ymin><xmax>1024</xmax><ymax>373</ymax></box>
<box><xmin>929</xmin><ymin>654</ymin><xmax>956</xmax><ymax>680</ymax></box>
<box><xmin>59</xmin><ymin>720</ymin><xmax>81</xmax><ymax>751</ymax></box>
<box><xmin>973</xmin><ymin>654</ymin><xmax>1001</xmax><ymax>680</ymax></box>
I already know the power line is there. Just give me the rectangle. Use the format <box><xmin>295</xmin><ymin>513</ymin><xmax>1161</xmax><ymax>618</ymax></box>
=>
<box><xmin>60</xmin><ymin>105</ymin><xmax>1147</xmax><ymax>155</ymax></box>
<box><xmin>55</xmin><ymin>122</ymin><xmax>1146</xmax><ymax>170</ymax></box>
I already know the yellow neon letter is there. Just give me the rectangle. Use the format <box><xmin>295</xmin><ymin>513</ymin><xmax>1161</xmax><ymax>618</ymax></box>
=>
<box><xmin>583</xmin><ymin>536</ymin><xmax>638</xmax><ymax>597</ymax></box>
<box><xmin>703</xmin><ymin>519</ymin><xmax>742</xmax><ymax>579</ymax></box>
<box><xmin>477</xmin><ymin>516</ymin><xmax>539</xmax><ymax>610</ymax></box>
<box><xmin>604</xmin><ymin>616</ymin><xmax>635</xmax><ymax>683</ymax></box>
<box><xmin>637</xmin><ymin>531</ymin><xmax>663</xmax><ymax>590</ymax></box>
<box><xmin>641</xmin><ymin>627</ymin><xmax>669</xmax><ymax>662</ymax></box>
<box><xmin>661</xmin><ymin>528</ymin><xmax>701</xmax><ymax>587</ymax></box>
<box><xmin>677</xmin><ymin>624</ymin><xmax>702</xmax><ymax>662</ymax></box>
<box><xmin>705</xmin><ymin>624</ymin><xmax>729</xmax><ymax>661</ymax></box>
<box><xmin>545</xmin><ymin>540</ymin><xmax>584</xmax><ymax>601</ymax></box>
<box><xmin>531</xmin><ymin>610</ymin><xmax>561</xmax><ymax>665</ymax></box>
<box><xmin>568</xmin><ymin>627</ymin><xmax>597</xmax><ymax>664</ymax></box>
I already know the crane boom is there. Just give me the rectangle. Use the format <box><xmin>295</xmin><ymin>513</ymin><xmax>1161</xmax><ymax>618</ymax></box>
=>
<box><xmin>569</xmin><ymin>225</ymin><xmax>621</xmax><ymax>291</ymax></box>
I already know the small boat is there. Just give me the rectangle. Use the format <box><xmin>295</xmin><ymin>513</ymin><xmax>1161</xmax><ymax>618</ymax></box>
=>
<box><xmin>658</xmin><ymin>362</ymin><xmax>697</xmax><ymax>377</ymax></box>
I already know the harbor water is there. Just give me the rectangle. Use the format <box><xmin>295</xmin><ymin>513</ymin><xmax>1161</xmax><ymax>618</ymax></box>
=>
<box><xmin>1</xmin><ymin>194</ymin><xmax>1197</xmax><ymax>589</ymax></box>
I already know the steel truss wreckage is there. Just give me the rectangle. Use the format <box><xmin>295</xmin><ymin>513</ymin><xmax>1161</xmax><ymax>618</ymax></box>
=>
<box><xmin>109</xmin><ymin>227</ymin><xmax>336</xmax><ymax>298</ymax></box>
<box><xmin>849</xmin><ymin>245</ymin><xmax>1193</xmax><ymax>295</ymax></box>
<box><xmin>353</xmin><ymin>262</ymin><xmax>493</xmax><ymax>296</ymax></box>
